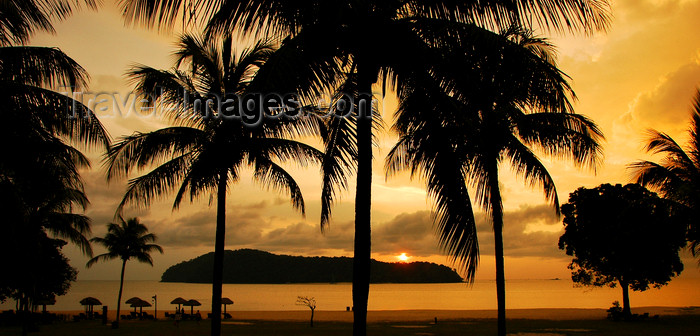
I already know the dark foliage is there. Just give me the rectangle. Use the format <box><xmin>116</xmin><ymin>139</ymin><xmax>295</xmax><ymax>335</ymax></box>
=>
<box><xmin>161</xmin><ymin>249</ymin><xmax>462</xmax><ymax>284</ymax></box>
<box><xmin>559</xmin><ymin>183</ymin><xmax>686</xmax><ymax>314</ymax></box>
<box><xmin>0</xmin><ymin>228</ymin><xmax>76</xmax><ymax>307</ymax></box>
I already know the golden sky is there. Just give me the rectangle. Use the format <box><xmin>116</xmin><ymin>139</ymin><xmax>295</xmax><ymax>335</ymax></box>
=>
<box><xmin>31</xmin><ymin>0</ymin><xmax>700</xmax><ymax>281</ymax></box>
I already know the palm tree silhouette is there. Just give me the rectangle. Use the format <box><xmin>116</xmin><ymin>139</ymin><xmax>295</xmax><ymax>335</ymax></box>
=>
<box><xmin>387</xmin><ymin>27</ymin><xmax>603</xmax><ymax>336</ymax></box>
<box><xmin>0</xmin><ymin>2</ymin><xmax>109</xmax><ymax>254</ymax></box>
<box><xmin>105</xmin><ymin>34</ymin><xmax>322</xmax><ymax>333</ymax></box>
<box><xmin>0</xmin><ymin>2</ymin><xmax>106</xmax><ymax>335</ymax></box>
<box><xmin>87</xmin><ymin>217</ymin><xmax>163</xmax><ymax>328</ymax></box>
<box><xmin>119</xmin><ymin>2</ymin><xmax>610</xmax><ymax>335</ymax></box>
<box><xmin>630</xmin><ymin>90</ymin><xmax>700</xmax><ymax>257</ymax></box>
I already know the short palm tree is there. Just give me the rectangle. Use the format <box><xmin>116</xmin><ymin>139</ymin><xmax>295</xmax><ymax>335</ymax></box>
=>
<box><xmin>630</xmin><ymin>90</ymin><xmax>700</xmax><ymax>257</ymax></box>
<box><xmin>105</xmin><ymin>33</ymin><xmax>322</xmax><ymax>333</ymax></box>
<box><xmin>87</xmin><ymin>217</ymin><xmax>163</xmax><ymax>328</ymax></box>
<box><xmin>387</xmin><ymin>27</ymin><xmax>603</xmax><ymax>336</ymax></box>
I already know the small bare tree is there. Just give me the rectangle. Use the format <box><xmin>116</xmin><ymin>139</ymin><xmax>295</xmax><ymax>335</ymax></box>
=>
<box><xmin>296</xmin><ymin>296</ymin><xmax>316</xmax><ymax>327</ymax></box>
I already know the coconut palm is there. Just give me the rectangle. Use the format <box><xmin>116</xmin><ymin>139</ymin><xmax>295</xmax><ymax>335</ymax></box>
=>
<box><xmin>119</xmin><ymin>1</ymin><xmax>610</xmax><ymax>335</ymax></box>
<box><xmin>0</xmin><ymin>45</ymin><xmax>110</xmax><ymax>253</ymax></box>
<box><xmin>105</xmin><ymin>33</ymin><xmax>322</xmax><ymax>333</ymax></box>
<box><xmin>630</xmin><ymin>90</ymin><xmax>700</xmax><ymax>257</ymax></box>
<box><xmin>87</xmin><ymin>217</ymin><xmax>163</xmax><ymax>328</ymax></box>
<box><xmin>387</xmin><ymin>26</ymin><xmax>603</xmax><ymax>336</ymax></box>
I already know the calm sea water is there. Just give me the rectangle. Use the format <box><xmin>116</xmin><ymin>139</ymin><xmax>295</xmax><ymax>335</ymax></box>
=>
<box><xmin>2</xmin><ymin>278</ymin><xmax>698</xmax><ymax>312</ymax></box>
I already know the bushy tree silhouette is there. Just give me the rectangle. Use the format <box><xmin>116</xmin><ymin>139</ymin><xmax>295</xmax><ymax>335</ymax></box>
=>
<box><xmin>559</xmin><ymin>183</ymin><xmax>686</xmax><ymax>317</ymax></box>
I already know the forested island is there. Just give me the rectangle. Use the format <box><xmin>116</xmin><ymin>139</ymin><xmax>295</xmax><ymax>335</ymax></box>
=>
<box><xmin>161</xmin><ymin>249</ymin><xmax>463</xmax><ymax>283</ymax></box>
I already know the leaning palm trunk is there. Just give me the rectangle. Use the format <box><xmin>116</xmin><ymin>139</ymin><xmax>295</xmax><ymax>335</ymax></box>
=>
<box><xmin>114</xmin><ymin>259</ymin><xmax>126</xmax><ymax>328</ymax></box>
<box><xmin>211</xmin><ymin>172</ymin><xmax>227</xmax><ymax>336</ymax></box>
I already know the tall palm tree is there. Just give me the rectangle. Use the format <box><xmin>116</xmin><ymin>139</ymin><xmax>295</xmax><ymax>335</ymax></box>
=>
<box><xmin>386</xmin><ymin>26</ymin><xmax>603</xmax><ymax>336</ymax></box>
<box><xmin>87</xmin><ymin>217</ymin><xmax>163</xmax><ymax>328</ymax></box>
<box><xmin>0</xmin><ymin>2</ymin><xmax>106</xmax><ymax>334</ymax></box>
<box><xmin>1</xmin><ymin>2</ymin><xmax>110</xmax><ymax>251</ymax></box>
<box><xmin>118</xmin><ymin>1</ymin><xmax>610</xmax><ymax>335</ymax></box>
<box><xmin>105</xmin><ymin>33</ymin><xmax>322</xmax><ymax>335</ymax></box>
<box><xmin>630</xmin><ymin>90</ymin><xmax>700</xmax><ymax>257</ymax></box>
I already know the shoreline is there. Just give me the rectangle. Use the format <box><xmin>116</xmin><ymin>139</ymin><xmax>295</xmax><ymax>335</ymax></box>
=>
<box><xmin>39</xmin><ymin>306</ymin><xmax>700</xmax><ymax>322</ymax></box>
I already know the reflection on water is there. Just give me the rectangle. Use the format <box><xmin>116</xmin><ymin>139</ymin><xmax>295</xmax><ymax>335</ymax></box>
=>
<box><xmin>1</xmin><ymin>278</ymin><xmax>698</xmax><ymax>312</ymax></box>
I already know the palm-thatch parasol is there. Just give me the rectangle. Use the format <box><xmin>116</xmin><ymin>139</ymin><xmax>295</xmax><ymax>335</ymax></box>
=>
<box><xmin>170</xmin><ymin>297</ymin><xmax>187</xmax><ymax>312</ymax></box>
<box><xmin>129</xmin><ymin>298</ymin><xmax>152</xmax><ymax>314</ymax></box>
<box><xmin>183</xmin><ymin>299</ymin><xmax>201</xmax><ymax>315</ymax></box>
<box><xmin>80</xmin><ymin>297</ymin><xmax>102</xmax><ymax>315</ymax></box>
<box><xmin>221</xmin><ymin>298</ymin><xmax>233</xmax><ymax>315</ymax></box>
<box><xmin>35</xmin><ymin>297</ymin><xmax>56</xmax><ymax>313</ymax></box>
<box><xmin>125</xmin><ymin>297</ymin><xmax>144</xmax><ymax>313</ymax></box>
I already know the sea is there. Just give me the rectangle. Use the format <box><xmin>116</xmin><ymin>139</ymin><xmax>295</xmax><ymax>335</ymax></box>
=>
<box><xmin>2</xmin><ymin>278</ymin><xmax>698</xmax><ymax>312</ymax></box>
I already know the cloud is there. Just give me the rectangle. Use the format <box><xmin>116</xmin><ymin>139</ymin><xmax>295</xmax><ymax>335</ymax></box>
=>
<box><xmin>143</xmin><ymin>204</ymin><xmax>567</xmax><ymax>261</ymax></box>
<box><xmin>476</xmin><ymin>204</ymin><xmax>565</xmax><ymax>259</ymax></box>
<box><xmin>619</xmin><ymin>61</ymin><xmax>700</xmax><ymax>135</ymax></box>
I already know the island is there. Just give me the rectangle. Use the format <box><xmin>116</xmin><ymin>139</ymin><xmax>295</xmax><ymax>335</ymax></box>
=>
<box><xmin>161</xmin><ymin>249</ymin><xmax>463</xmax><ymax>283</ymax></box>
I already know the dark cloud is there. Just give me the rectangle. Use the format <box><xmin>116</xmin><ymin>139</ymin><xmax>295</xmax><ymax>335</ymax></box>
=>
<box><xmin>372</xmin><ymin>211</ymin><xmax>441</xmax><ymax>257</ymax></box>
<box><xmin>477</xmin><ymin>204</ymin><xmax>564</xmax><ymax>259</ymax></box>
<box><xmin>143</xmin><ymin>203</ymin><xmax>566</xmax><ymax>261</ymax></box>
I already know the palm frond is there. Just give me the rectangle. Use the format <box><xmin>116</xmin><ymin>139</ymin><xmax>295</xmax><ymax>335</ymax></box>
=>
<box><xmin>105</xmin><ymin>127</ymin><xmax>204</xmax><ymax>180</ymax></box>
<box><xmin>504</xmin><ymin>137</ymin><xmax>560</xmax><ymax>214</ymax></box>
<box><xmin>0</xmin><ymin>46</ymin><xmax>89</xmax><ymax>88</ymax></box>
<box><xmin>117</xmin><ymin>152</ymin><xmax>195</xmax><ymax>212</ymax></box>
<box><xmin>86</xmin><ymin>252</ymin><xmax>119</xmax><ymax>268</ymax></box>
<box><xmin>251</xmin><ymin>156</ymin><xmax>305</xmax><ymax>215</ymax></box>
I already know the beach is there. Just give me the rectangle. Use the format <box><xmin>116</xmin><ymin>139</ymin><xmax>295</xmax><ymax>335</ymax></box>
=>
<box><xmin>1</xmin><ymin>307</ymin><xmax>698</xmax><ymax>336</ymax></box>
<box><xmin>44</xmin><ymin>306</ymin><xmax>699</xmax><ymax>321</ymax></box>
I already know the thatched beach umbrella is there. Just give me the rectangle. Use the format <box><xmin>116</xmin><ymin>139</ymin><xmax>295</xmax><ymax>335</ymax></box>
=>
<box><xmin>221</xmin><ymin>298</ymin><xmax>233</xmax><ymax>315</ymax></box>
<box><xmin>130</xmin><ymin>298</ymin><xmax>151</xmax><ymax>314</ymax></box>
<box><xmin>183</xmin><ymin>299</ymin><xmax>201</xmax><ymax>315</ymax></box>
<box><xmin>35</xmin><ymin>297</ymin><xmax>55</xmax><ymax>313</ymax></box>
<box><xmin>80</xmin><ymin>297</ymin><xmax>102</xmax><ymax>315</ymax></box>
<box><xmin>170</xmin><ymin>297</ymin><xmax>187</xmax><ymax>312</ymax></box>
<box><xmin>125</xmin><ymin>297</ymin><xmax>144</xmax><ymax>313</ymax></box>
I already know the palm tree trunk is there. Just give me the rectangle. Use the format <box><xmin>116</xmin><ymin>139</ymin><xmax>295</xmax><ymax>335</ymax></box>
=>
<box><xmin>620</xmin><ymin>279</ymin><xmax>631</xmax><ymax>317</ymax></box>
<box><xmin>353</xmin><ymin>71</ymin><xmax>374</xmax><ymax>336</ymax></box>
<box><xmin>489</xmin><ymin>164</ymin><xmax>507</xmax><ymax>336</ymax></box>
<box><xmin>114</xmin><ymin>259</ymin><xmax>127</xmax><ymax>328</ymax></box>
<box><xmin>211</xmin><ymin>172</ymin><xmax>227</xmax><ymax>336</ymax></box>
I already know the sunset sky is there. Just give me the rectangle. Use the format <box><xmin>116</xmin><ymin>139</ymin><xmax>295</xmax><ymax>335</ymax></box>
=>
<box><xmin>32</xmin><ymin>0</ymin><xmax>700</xmax><ymax>281</ymax></box>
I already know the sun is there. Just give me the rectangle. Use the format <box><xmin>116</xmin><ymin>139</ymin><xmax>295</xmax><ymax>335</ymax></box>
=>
<box><xmin>396</xmin><ymin>253</ymin><xmax>410</xmax><ymax>262</ymax></box>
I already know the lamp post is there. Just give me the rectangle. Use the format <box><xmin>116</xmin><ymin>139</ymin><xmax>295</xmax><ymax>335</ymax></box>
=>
<box><xmin>152</xmin><ymin>295</ymin><xmax>157</xmax><ymax>320</ymax></box>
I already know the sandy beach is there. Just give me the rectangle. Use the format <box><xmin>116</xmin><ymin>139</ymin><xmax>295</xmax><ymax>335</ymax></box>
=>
<box><xmin>50</xmin><ymin>306</ymin><xmax>700</xmax><ymax>322</ymax></box>
<box><xmin>2</xmin><ymin>307</ymin><xmax>697</xmax><ymax>336</ymax></box>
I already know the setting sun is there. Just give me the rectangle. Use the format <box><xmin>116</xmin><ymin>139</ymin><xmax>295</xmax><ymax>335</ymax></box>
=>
<box><xmin>396</xmin><ymin>253</ymin><xmax>411</xmax><ymax>262</ymax></box>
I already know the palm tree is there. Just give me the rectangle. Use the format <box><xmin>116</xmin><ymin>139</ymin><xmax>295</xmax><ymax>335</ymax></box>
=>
<box><xmin>386</xmin><ymin>26</ymin><xmax>604</xmax><ymax>336</ymax></box>
<box><xmin>105</xmin><ymin>33</ymin><xmax>322</xmax><ymax>335</ymax></box>
<box><xmin>87</xmin><ymin>217</ymin><xmax>163</xmax><ymax>328</ymax></box>
<box><xmin>630</xmin><ymin>90</ymin><xmax>700</xmax><ymax>257</ymax></box>
<box><xmin>0</xmin><ymin>10</ymin><xmax>110</xmax><ymax>254</ymax></box>
<box><xmin>0</xmin><ymin>2</ymin><xmax>106</xmax><ymax>334</ymax></box>
<box><xmin>118</xmin><ymin>1</ymin><xmax>610</xmax><ymax>335</ymax></box>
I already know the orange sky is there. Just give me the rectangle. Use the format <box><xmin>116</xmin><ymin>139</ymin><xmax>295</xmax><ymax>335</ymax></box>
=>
<box><xmin>31</xmin><ymin>0</ymin><xmax>700</xmax><ymax>281</ymax></box>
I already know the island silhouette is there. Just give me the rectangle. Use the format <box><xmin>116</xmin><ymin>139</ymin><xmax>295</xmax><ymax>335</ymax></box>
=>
<box><xmin>161</xmin><ymin>249</ymin><xmax>463</xmax><ymax>284</ymax></box>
